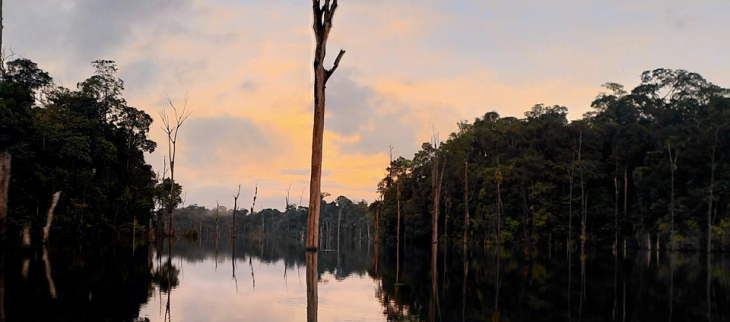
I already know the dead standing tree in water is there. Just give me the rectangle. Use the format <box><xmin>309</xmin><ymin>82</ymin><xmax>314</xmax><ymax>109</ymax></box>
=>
<box><xmin>431</xmin><ymin>135</ymin><xmax>446</xmax><ymax>244</ymax></box>
<box><xmin>306</xmin><ymin>0</ymin><xmax>346</xmax><ymax>251</ymax></box>
<box><xmin>232</xmin><ymin>185</ymin><xmax>241</xmax><ymax>239</ymax></box>
<box><xmin>250</xmin><ymin>185</ymin><xmax>258</xmax><ymax>239</ymax></box>
<box><xmin>160</xmin><ymin>96</ymin><xmax>191</xmax><ymax>237</ymax></box>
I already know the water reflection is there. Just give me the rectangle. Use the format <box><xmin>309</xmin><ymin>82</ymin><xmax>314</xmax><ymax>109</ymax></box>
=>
<box><xmin>3</xmin><ymin>238</ymin><xmax>730</xmax><ymax>321</ymax></box>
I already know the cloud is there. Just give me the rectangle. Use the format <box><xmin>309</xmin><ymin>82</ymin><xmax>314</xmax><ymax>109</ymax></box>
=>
<box><xmin>326</xmin><ymin>71</ymin><xmax>417</xmax><ymax>157</ymax></box>
<box><xmin>240</xmin><ymin>80</ymin><xmax>258</xmax><ymax>92</ymax></box>
<box><xmin>180</xmin><ymin>115</ymin><xmax>276</xmax><ymax>169</ymax></box>
<box><xmin>5</xmin><ymin>0</ymin><xmax>194</xmax><ymax>82</ymax></box>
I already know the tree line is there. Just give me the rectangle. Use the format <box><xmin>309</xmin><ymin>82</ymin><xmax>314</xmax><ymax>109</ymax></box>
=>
<box><xmin>374</xmin><ymin>69</ymin><xmax>730</xmax><ymax>251</ymax></box>
<box><xmin>4</xmin><ymin>57</ymin><xmax>730</xmax><ymax>252</ymax></box>
<box><xmin>0</xmin><ymin>58</ymin><xmax>159</xmax><ymax>239</ymax></box>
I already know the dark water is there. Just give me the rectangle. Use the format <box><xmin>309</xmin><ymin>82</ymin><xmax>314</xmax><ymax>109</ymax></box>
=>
<box><xmin>2</xmin><ymin>238</ymin><xmax>730</xmax><ymax>322</ymax></box>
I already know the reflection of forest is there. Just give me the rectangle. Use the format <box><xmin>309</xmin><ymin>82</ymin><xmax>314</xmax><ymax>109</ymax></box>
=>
<box><xmin>3</xmin><ymin>239</ymin><xmax>157</xmax><ymax>321</ymax></box>
<box><xmin>5</xmin><ymin>238</ymin><xmax>730</xmax><ymax>321</ymax></box>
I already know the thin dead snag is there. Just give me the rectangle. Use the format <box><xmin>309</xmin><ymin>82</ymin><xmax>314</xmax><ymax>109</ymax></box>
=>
<box><xmin>232</xmin><ymin>185</ymin><xmax>241</xmax><ymax>239</ymax></box>
<box><xmin>577</xmin><ymin>129</ymin><xmax>586</xmax><ymax>251</ymax></box>
<box><xmin>215</xmin><ymin>201</ymin><xmax>220</xmax><ymax>241</ymax></box>
<box><xmin>431</xmin><ymin>135</ymin><xmax>446</xmax><ymax>244</ymax></box>
<box><xmin>463</xmin><ymin>158</ymin><xmax>469</xmax><ymax>245</ymax></box>
<box><xmin>307</xmin><ymin>0</ymin><xmax>346</xmax><ymax>251</ymax></box>
<box><xmin>0</xmin><ymin>152</ymin><xmax>9</xmax><ymax>239</ymax></box>
<box><xmin>249</xmin><ymin>185</ymin><xmax>258</xmax><ymax>239</ymax></box>
<box><xmin>667</xmin><ymin>140</ymin><xmax>679</xmax><ymax>251</ymax></box>
<box><xmin>42</xmin><ymin>192</ymin><xmax>61</xmax><ymax>244</ymax></box>
<box><xmin>160</xmin><ymin>95</ymin><xmax>191</xmax><ymax>237</ymax></box>
<box><xmin>707</xmin><ymin>127</ymin><xmax>719</xmax><ymax>252</ymax></box>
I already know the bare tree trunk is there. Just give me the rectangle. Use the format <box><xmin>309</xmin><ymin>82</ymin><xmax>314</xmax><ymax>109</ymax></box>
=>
<box><xmin>578</xmin><ymin>130</ymin><xmax>585</xmax><ymax>250</ymax></box>
<box><xmin>464</xmin><ymin>159</ymin><xmax>469</xmax><ymax>246</ymax></box>
<box><xmin>366</xmin><ymin>220</ymin><xmax>370</xmax><ymax>242</ymax></box>
<box><xmin>397</xmin><ymin>187</ymin><xmax>401</xmax><ymax>244</ymax></box>
<box><xmin>667</xmin><ymin>141</ymin><xmax>679</xmax><ymax>251</ymax></box>
<box><xmin>496</xmin><ymin>170</ymin><xmax>502</xmax><ymax>246</ymax></box>
<box><xmin>0</xmin><ymin>152</ymin><xmax>9</xmax><ymax>239</ymax></box>
<box><xmin>431</xmin><ymin>149</ymin><xmax>446</xmax><ymax>244</ymax></box>
<box><xmin>707</xmin><ymin>128</ymin><xmax>718</xmax><ymax>253</ymax></box>
<box><xmin>337</xmin><ymin>207</ymin><xmax>342</xmax><ymax>244</ymax></box>
<box><xmin>568</xmin><ymin>154</ymin><xmax>574</xmax><ymax>248</ymax></box>
<box><xmin>374</xmin><ymin>203</ymin><xmax>380</xmax><ymax>244</ymax></box>
<box><xmin>215</xmin><ymin>201</ymin><xmax>219</xmax><ymax>241</ymax></box>
<box><xmin>614</xmin><ymin>174</ymin><xmax>619</xmax><ymax>251</ymax></box>
<box><xmin>307</xmin><ymin>0</ymin><xmax>346</xmax><ymax>251</ymax></box>
<box><xmin>624</xmin><ymin>168</ymin><xmax>628</xmax><ymax>248</ymax></box>
<box><xmin>42</xmin><ymin>192</ymin><xmax>61</xmax><ymax>244</ymax></box>
<box><xmin>21</xmin><ymin>224</ymin><xmax>29</xmax><ymax>246</ymax></box>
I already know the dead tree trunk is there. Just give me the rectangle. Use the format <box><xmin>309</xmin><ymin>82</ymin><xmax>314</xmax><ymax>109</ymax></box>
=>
<box><xmin>306</xmin><ymin>0</ymin><xmax>346</xmax><ymax>251</ymax></box>
<box><xmin>215</xmin><ymin>201</ymin><xmax>220</xmax><ymax>240</ymax></box>
<box><xmin>577</xmin><ymin>130</ymin><xmax>585</xmax><ymax>250</ymax></box>
<box><xmin>0</xmin><ymin>152</ymin><xmax>9</xmax><ymax>239</ymax></box>
<box><xmin>232</xmin><ymin>185</ymin><xmax>241</xmax><ymax>239</ymax></box>
<box><xmin>431</xmin><ymin>138</ymin><xmax>446</xmax><ymax>244</ymax></box>
<box><xmin>614</xmin><ymin>171</ymin><xmax>619</xmax><ymax>251</ymax></box>
<box><xmin>706</xmin><ymin>128</ymin><xmax>719</xmax><ymax>253</ymax></box>
<box><xmin>397</xmin><ymin>184</ymin><xmax>401</xmax><ymax>244</ymax></box>
<box><xmin>463</xmin><ymin>158</ymin><xmax>469</xmax><ymax>246</ymax></box>
<box><xmin>374</xmin><ymin>202</ymin><xmax>380</xmax><ymax>244</ymax></box>
<box><xmin>667</xmin><ymin>141</ymin><xmax>679</xmax><ymax>251</ymax></box>
<box><xmin>496</xmin><ymin>167</ymin><xmax>502</xmax><ymax>246</ymax></box>
<box><xmin>624</xmin><ymin>168</ymin><xmax>628</xmax><ymax>247</ymax></box>
<box><xmin>42</xmin><ymin>192</ymin><xmax>61</xmax><ymax>244</ymax></box>
<box><xmin>568</xmin><ymin>153</ymin><xmax>575</xmax><ymax>248</ymax></box>
<box><xmin>160</xmin><ymin>97</ymin><xmax>191</xmax><ymax>237</ymax></box>
<box><xmin>250</xmin><ymin>185</ymin><xmax>258</xmax><ymax>239</ymax></box>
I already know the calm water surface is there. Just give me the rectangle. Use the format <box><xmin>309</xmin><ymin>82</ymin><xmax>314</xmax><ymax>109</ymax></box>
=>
<box><xmin>4</xmin><ymin>238</ymin><xmax>730</xmax><ymax>321</ymax></box>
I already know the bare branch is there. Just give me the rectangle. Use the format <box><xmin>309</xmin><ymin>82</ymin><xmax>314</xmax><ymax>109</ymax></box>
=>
<box><xmin>325</xmin><ymin>50</ymin><xmax>346</xmax><ymax>82</ymax></box>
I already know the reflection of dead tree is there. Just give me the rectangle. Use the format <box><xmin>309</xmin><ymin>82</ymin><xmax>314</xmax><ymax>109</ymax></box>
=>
<box><xmin>164</xmin><ymin>248</ymin><xmax>172</xmax><ymax>322</ymax></box>
<box><xmin>306</xmin><ymin>251</ymin><xmax>318</xmax><ymax>322</ymax></box>
<box><xmin>462</xmin><ymin>244</ymin><xmax>468</xmax><ymax>322</ymax></box>
<box><xmin>249</xmin><ymin>257</ymin><xmax>256</xmax><ymax>289</ymax></box>
<box><xmin>428</xmin><ymin>243</ymin><xmax>440</xmax><ymax>322</ymax></box>
<box><xmin>0</xmin><ymin>152</ymin><xmax>10</xmax><ymax>238</ymax></box>
<box><xmin>160</xmin><ymin>95</ymin><xmax>191</xmax><ymax>237</ymax></box>
<box><xmin>306</xmin><ymin>0</ymin><xmax>346</xmax><ymax>251</ymax></box>
<box><xmin>232</xmin><ymin>240</ymin><xmax>238</xmax><ymax>292</ymax></box>
<box><xmin>42</xmin><ymin>246</ymin><xmax>57</xmax><ymax>298</ymax></box>
<box><xmin>493</xmin><ymin>246</ymin><xmax>501</xmax><ymax>321</ymax></box>
<box><xmin>42</xmin><ymin>192</ymin><xmax>61</xmax><ymax>244</ymax></box>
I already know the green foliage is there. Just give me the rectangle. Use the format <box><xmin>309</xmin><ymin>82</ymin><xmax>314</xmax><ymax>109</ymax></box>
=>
<box><xmin>372</xmin><ymin>68</ymin><xmax>730</xmax><ymax>250</ymax></box>
<box><xmin>1</xmin><ymin>58</ymin><xmax>157</xmax><ymax>237</ymax></box>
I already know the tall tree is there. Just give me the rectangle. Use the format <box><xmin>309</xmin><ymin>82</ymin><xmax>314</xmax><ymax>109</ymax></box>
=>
<box><xmin>160</xmin><ymin>97</ymin><xmax>191</xmax><ymax>237</ymax></box>
<box><xmin>307</xmin><ymin>0</ymin><xmax>346</xmax><ymax>250</ymax></box>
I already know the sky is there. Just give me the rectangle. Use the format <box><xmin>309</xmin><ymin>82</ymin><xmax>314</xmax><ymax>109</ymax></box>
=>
<box><xmin>5</xmin><ymin>0</ymin><xmax>730</xmax><ymax>211</ymax></box>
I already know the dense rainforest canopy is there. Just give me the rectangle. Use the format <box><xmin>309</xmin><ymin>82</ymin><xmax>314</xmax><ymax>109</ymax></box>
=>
<box><xmin>375</xmin><ymin>69</ymin><xmax>730</xmax><ymax>251</ymax></box>
<box><xmin>3</xmin><ymin>58</ymin><xmax>730</xmax><ymax>251</ymax></box>
<box><xmin>0</xmin><ymin>58</ymin><xmax>160</xmax><ymax>237</ymax></box>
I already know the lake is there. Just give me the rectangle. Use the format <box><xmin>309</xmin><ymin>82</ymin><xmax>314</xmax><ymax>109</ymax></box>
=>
<box><xmin>3</xmin><ymin>238</ymin><xmax>729</xmax><ymax>321</ymax></box>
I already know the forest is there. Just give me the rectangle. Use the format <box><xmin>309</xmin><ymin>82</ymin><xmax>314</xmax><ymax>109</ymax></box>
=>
<box><xmin>2</xmin><ymin>57</ymin><xmax>730</xmax><ymax>252</ymax></box>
